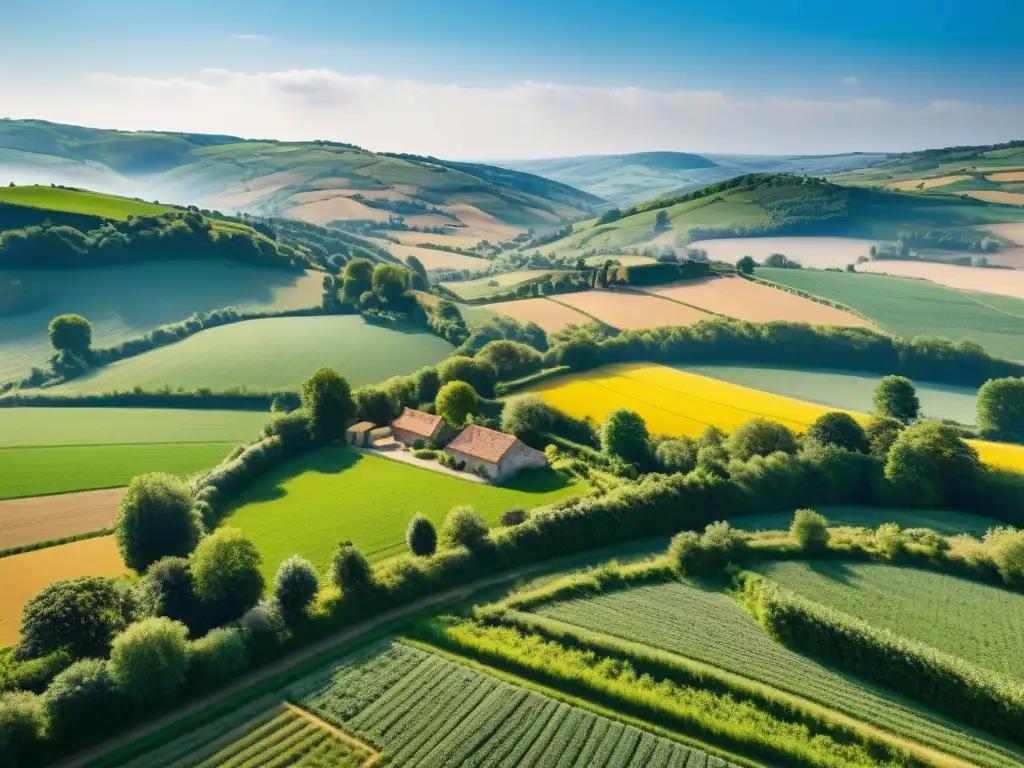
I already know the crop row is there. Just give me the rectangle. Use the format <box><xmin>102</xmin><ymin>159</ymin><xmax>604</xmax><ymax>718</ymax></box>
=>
<box><xmin>535</xmin><ymin>581</ymin><xmax>1024</xmax><ymax>768</ymax></box>
<box><xmin>291</xmin><ymin>642</ymin><xmax>725</xmax><ymax>767</ymax></box>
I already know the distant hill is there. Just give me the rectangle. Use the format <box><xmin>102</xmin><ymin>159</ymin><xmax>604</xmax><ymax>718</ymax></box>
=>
<box><xmin>500</xmin><ymin>151</ymin><xmax>894</xmax><ymax>206</ymax></box>
<box><xmin>0</xmin><ymin>119</ymin><xmax>607</xmax><ymax>250</ymax></box>
<box><xmin>536</xmin><ymin>173</ymin><xmax>1024</xmax><ymax>260</ymax></box>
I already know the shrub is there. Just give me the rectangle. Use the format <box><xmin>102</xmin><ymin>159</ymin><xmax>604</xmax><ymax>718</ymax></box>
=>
<box><xmin>0</xmin><ymin>649</ymin><xmax>72</xmax><ymax>694</ymax></box>
<box><xmin>353</xmin><ymin>385</ymin><xmax>400</xmax><ymax>425</ymax></box>
<box><xmin>440</xmin><ymin>506</ymin><xmax>490</xmax><ymax>552</ymax></box>
<box><xmin>501</xmin><ymin>509</ymin><xmax>527</xmax><ymax>527</ymax></box>
<box><xmin>331</xmin><ymin>543</ymin><xmax>373</xmax><ymax>591</ymax></box>
<box><xmin>655</xmin><ymin>437</ymin><xmax>698</xmax><ymax>474</ymax></box>
<box><xmin>667</xmin><ymin>531</ymin><xmax>703</xmax><ymax>576</ymax></box>
<box><xmin>873</xmin><ymin>375</ymin><xmax>920</xmax><ymax>423</ymax></box>
<box><xmin>190</xmin><ymin>528</ymin><xmax>265</xmax><ymax>625</ymax></box>
<box><xmin>412</xmin><ymin>448</ymin><xmax>438</xmax><ymax>460</ymax></box>
<box><xmin>108</xmin><ymin>618</ymin><xmax>190</xmax><ymax>707</ymax></box>
<box><xmin>790</xmin><ymin>509</ymin><xmax>829</xmax><ymax>551</ymax></box>
<box><xmin>977</xmin><ymin>377</ymin><xmax>1024</xmax><ymax>442</ymax></box>
<box><xmin>500</xmin><ymin>394</ymin><xmax>556</xmax><ymax>446</ymax></box>
<box><xmin>476</xmin><ymin>340</ymin><xmax>543</xmax><ymax>380</ymax></box>
<box><xmin>114</xmin><ymin>472</ymin><xmax>204</xmax><ymax>573</ymax></box>
<box><xmin>865</xmin><ymin>416</ymin><xmax>903</xmax><ymax>458</ymax></box>
<box><xmin>667</xmin><ymin>522</ymin><xmax>747</xmax><ymax>576</ymax></box>
<box><xmin>555</xmin><ymin>337</ymin><xmax>599</xmax><ymax>371</ymax></box>
<box><xmin>414</xmin><ymin>365</ymin><xmax>442</xmax><ymax>404</ymax></box>
<box><xmin>406</xmin><ymin>513</ymin><xmax>438</xmax><ymax>557</ymax></box>
<box><xmin>17</xmin><ymin>577</ymin><xmax>134</xmax><ymax>661</ymax></box>
<box><xmin>438</xmin><ymin>355</ymin><xmax>498</xmax><ymax>398</ymax></box>
<box><xmin>884</xmin><ymin>421</ymin><xmax>981</xmax><ymax>509</ymax></box>
<box><xmin>261</xmin><ymin>408</ymin><xmax>315</xmax><ymax>449</ymax></box>
<box><xmin>238</xmin><ymin>603</ymin><xmax>287</xmax><ymax>665</ymax></box>
<box><xmin>301</xmin><ymin>367</ymin><xmax>356</xmax><ymax>442</ymax></box>
<box><xmin>874</xmin><ymin>523</ymin><xmax>905</xmax><ymax>560</ymax></box>
<box><xmin>805</xmin><ymin>412</ymin><xmax>868</xmax><ymax>453</ymax></box>
<box><xmin>435</xmin><ymin>381</ymin><xmax>479</xmax><ymax>427</ymax></box>
<box><xmin>43</xmin><ymin>659</ymin><xmax>121</xmax><ymax>745</ymax></box>
<box><xmin>187</xmin><ymin>628</ymin><xmax>248</xmax><ymax>690</ymax></box>
<box><xmin>984</xmin><ymin>527</ymin><xmax>1024</xmax><ymax>587</ymax></box>
<box><xmin>0</xmin><ymin>691</ymin><xmax>47</xmax><ymax>767</ymax></box>
<box><xmin>726</xmin><ymin>418</ymin><xmax>797</xmax><ymax>461</ymax></box>
<box><xmin>134</xmin><ymin>557</ymin><xmax>199</xmax><ymax>629</ymax></box>
<box><xmin>272</xmin><ymin>556</ymin><xmax>320</xmax><ymax>621</ymax></box>
<box><xmin>599</xmin><ymin>408</ymin><xmax>651</xmax><ymax>467</ymax></box>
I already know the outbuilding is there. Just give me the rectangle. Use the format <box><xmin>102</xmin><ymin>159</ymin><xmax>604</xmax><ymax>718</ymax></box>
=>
<box><xmin>345</xmin><ymin>421</ymin><xmax>376</xmax><ymax>447</ymax></box>
<box><xmin>391</xmin><ymin>408</ymin><xmax>453</xmax><ymax>447</ymax></box>
<box><xmin>444</xmin><ymin>424</ymin><xmax>547</xmax><ymax>482</ymax></box>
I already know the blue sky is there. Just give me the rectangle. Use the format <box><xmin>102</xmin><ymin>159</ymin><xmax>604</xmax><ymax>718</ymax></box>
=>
<box><xmin>2</xmin><ymin>1</ymin><xmax>1021</xmax><ymax>156</ymax></box>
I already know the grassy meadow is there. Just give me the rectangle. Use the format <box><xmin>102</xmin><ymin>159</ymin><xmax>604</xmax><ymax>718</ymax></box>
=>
<box><xmin>0</xmin><ymin>442</ymin><xmax>234</xmax><ymax>499</ymax></box>
<box><xmin>221</xmin><ymin>448</ymin><xmax>585</xmax><ymax>579</ymax></box>
<box><xmin>48</xmin><ymin>316</ymin><xmax>453</xmax><ymax>394</ymax></box>
<box><xmin>758</xmin><ymin>267</ymin><xmax>1024</xmax><ymax>361</ymax></box>
<box><xmin>751</xmin><ymin>561</ymin><xmax>1024</xmax><ymax>680</ymax></box>
<box><xmin>0</xmin><ymin>262</ymin><xmax>324</xmax><ymax>383</ymax></box>
<box><xmin>0</xmin><ymin>185</ymin><xmax>171</xmax><ymax>219</ymax></box>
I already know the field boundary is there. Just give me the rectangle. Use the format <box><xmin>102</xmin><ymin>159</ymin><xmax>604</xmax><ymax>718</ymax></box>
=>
<box><xmin>621</xmin><ymin>285</ymin><xmax>727</xmax><ymax>318</ymax></box>
<box><xmin>282</xmin><ymin>702</ymin><xmax>381</xmax><ymax>766</ymax></box>
<box><xmin>0</xmin><ymin>527</ymin><xmax>114</xmax><ymax>559</ymax></box>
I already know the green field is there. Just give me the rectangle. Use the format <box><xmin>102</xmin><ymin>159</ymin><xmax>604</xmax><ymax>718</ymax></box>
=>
<box><xmin>681</xmin><ymin>364</ymin><xmax>980</xmax><ymax>424</ymax></box>
<box><xmin>751</xmin><ymin>561</ymin><xmax>1024</xmax><ymax>680</ymax></box>
<box><xmin>0</xmin><ymin>185</ymin><xmax>171</xmax><ymax>219</ymax></box>
<box><xmin>758</xmin><ymin>268</ymin><xmax>1024</xmax><ymax>361</ymax></box>
<box><xmin>535</xmin><ymin>581</ymin><xmax>1023</xmax><ymax>767</ymax></box>
<box><xmin>729</xmin><ymin>505</ymin><xmax>1004</xmax><ymax>537</ymax></box>
<box><xmin>440</xmin><ymin>270</ymin><xmax>571</xmax><ymax>300</ymax></box>
<box><xmin>0</xmin><ymin>262</ymin><xmax>323</xmax><ymax>383</ymax></box>
<box><xmin>47</xmin><ymin>316</ymin><xmax>453</xmax><ymax>394</ymax></box>
<box><xmin>0</xmin><ymin>407</ymin><xmax>266</xmax><ymax>448</ymax></box>
<box><xmin>0</xmin><ymin>442</ymin><xmax>233</xmax><ymax>499</ymax></box>
<box><xmin>221</xmin><ymin>448</ymin><xmax>585</xmax><ymax>578</ymax></box>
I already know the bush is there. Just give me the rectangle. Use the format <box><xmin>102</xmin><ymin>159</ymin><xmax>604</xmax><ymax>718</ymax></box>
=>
<box><xmin>331</xmin><ymin>543</ymin><xmax>373</xmax><ymax>591</ymax></box>
<box><xmin>301</xmin><ymin>367</ymin><xmax>356</xmax><ymax>441</ymax></box>
<box><xmin>414</xmin><ymin>366</ymin><xmax>442</xmax><ymax>403</ymax></box>
<box><xmin>440</xmin><ymin>506</ymin><xmax>490</xmax><ymax>552</ymax></box>
<box><xmin>187</xmin><ymin>628</ymin><xmax>248</xmax><ymax>690</ymax></box>
<box><xmin>666</xmin><ymin>522</ymin><xmax>747</xmax><ymax>576</ymax></box>
<box><xmin>805</xmin><ymin>412</ymin><xmax>868</xmax><ymax>453</ymax></box>
<box><xmin>261</xmin><ymin>408</ymin><xmax>315</xmax><ymax>450</ymax></box>
<box><xmin>790</xmin><ymin>509</ymin><xmax>829</xmax><ymax>551</ymax></box>
<box><xmin>874</xmin><ymin>523</ymin><xmax>905</xmax><ymax>560</ymax></box>
<box><xmin>501</xmin><ymin>509</ymin><xmax>527</xmax><ymax>527</ymax></box>
<box><xmin>438</xmin><ymin>355</ymin><xmax>498</xmax><ymax>398</ymax></box>
<box><xmin>435</xmin><ymin>381</ymin><xmax>479</xmax><ymax>428</ymax></box>
<box><xmin>655</xmin><ymin>437</ymin><xmax>698</xmax><ymax>474</ymax></box>
<box><xmin>406</xmin><ymin>514</ymin><xmax>438</xmax><ymax>557</ymax></box>
<box><xmin>353</xmin><ymin>385</ymin><xmax>400</xmax><ymax>425</ymax></box>
<box><xmin>190</xmin><ymin>528</ymin><xmax>265</xmax><ymax>625</ymax></box>
<box><xmin>412</xmin><ymin>448</ymin><xmax>438</xmax><ymax>460</ymax></box>
<box><xmin>43</xmin><ymin>659</ymin><xmax>121</xmax><ymax>745</ymax></box>
<box><xmin>108</xmin><ymin>618</ymin><xmax>190</xmax><ymax>707</ymax></box>
<box><xmin>985</xmin><ymin>528</ymin><xmax>1024</xmax><ymax>587</ymax></box>
<box><xmin>476</xmin><ymin>340</ymin><xmax>543</xmax><ymax>380</ymax></box>
<box><xmin>500</xmin><ymin>394</ymin><xmax>556</xmax><ymax>446</ymax></box>
<box><xmin>726</xmin><ymin>418</ymin><xmax>797</xmax><ymax>461</ymax></box>
<box><xmin>272</xmin><ymin>556</ymin><xmax>320</xmax><ymax>621</ymax></box>
<box><xmin>0</xmin><ymin>649</ymin><xmax>72</xmax><ymax>694</ymax></box>
<box><xmin>977</xmin><ymin>377</ymin><xmax>1024</xmax><ymax>442</ymax></box>
<box><xmin>555</xmin><ymin>338</ymin><xmax>599</xmax><ymax>371</ymax></box>
<box><xmin>884</xmin><ymin>421</ymin><xmax>981</xmax><ymax>509</ymax></box>
<box><xmin>667</xmin><ymin>531</ymin><xmax>703</xmax><ymax>577</ymax></box>
<box><xmin>17</xmin><ymin>576</ymin><xmax>135</xmax><ymax>661</ymax></box>
<box><xmin>873</xmin><ymin>375</ymin><xmax>920</xmax><ymax>423</ymax></box>
<box><xmin>865</xmin><ymin>416</ymin><xmax>903</xmax><ymax>458</ymax></box>
<box><xmin>135</xmin><ymin>557</ymin><xmax>199</xmax><ymax>629</ymax></box>
<box><xmin>599</xmin><ymin>408</ymin><xmax>651</xmax><ymax>467</ymax></box>
<box><xmin>0</xmin><ymin>691</ymin><xmax>47</xmax><ymax>767</ymax></box>
<box><xmin>114</xmin><ymin>472</ymin><xmax>204</xmax><ymax>573</ymax></box>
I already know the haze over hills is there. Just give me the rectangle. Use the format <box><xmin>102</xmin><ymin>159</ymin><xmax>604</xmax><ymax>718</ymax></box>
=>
<box><xmin>502</xmin><ymin>150</ymin><xmax>896</xmax><ymax>206</ymax></box>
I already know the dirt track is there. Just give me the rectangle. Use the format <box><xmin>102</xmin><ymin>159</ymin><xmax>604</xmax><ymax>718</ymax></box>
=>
<box><xmin>0</xmin><ymin>487</ymin><xmax>124</xmax><ymax>550</ymax></box>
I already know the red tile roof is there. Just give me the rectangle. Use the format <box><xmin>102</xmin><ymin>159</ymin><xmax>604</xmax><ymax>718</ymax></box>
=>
<box><xmin>391</xmin><ymin>408</ymin><xmax>444</xmax><ymax>438</ymax></box>
<box><xmin>446</xmin><ymin>424</ymin><xmax>519</xmax><ymax>463</ymax></box>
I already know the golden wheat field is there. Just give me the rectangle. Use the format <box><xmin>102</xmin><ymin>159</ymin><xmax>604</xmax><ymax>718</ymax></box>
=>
<box><xmin>0</xmin><ymin>536</ymin><xmax>128</xmax><ymax>646</ymax></box>
<box><xmin>483</xmin><ymin>297</ymin><xmax>593</xmax><ymax>332</ymax></box>
<box><xmin>553</xmin><ymin>290</ymin><xmax>712</xmax><ymax>330</ymax></box>
<box><xmin>527</xmin><ymin>362</ymin><xmax>1024</xmax><ymax>472</ymax></box>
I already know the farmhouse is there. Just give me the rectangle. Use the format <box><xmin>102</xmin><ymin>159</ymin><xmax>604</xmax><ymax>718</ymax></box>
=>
<box><xmin>444</xmin><ymin>424</ymin><xmax>547</xmax><ymax>481</ymax></box>
<box><xmin>391</xmin><ymin>408</ymin><xmax>453</xmax><ymax>446</ymax></box>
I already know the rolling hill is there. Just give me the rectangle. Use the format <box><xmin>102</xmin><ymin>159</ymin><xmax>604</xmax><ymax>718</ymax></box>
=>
<box><xmin>0</xmin><ymin>119</ymin><xmax>608</xmax><ymax>247</ymax></box>
<box><xmin>503</xmin><ymin>150</ymin><xmax>894</xmax><ymax>206</ymax></box>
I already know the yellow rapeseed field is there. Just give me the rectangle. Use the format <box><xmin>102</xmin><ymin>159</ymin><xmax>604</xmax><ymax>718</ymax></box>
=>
<box><xmin>529</xmin><ymin>362</ymin><xmax>1024</xmax><ymax>473</ymax></box>
<box><xmin>0</xmin><ymin>536</ymin><xmax>127</xmax><ymax>647</ymax></box>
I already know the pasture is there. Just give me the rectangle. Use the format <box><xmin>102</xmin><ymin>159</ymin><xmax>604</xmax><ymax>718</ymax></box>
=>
<box><xmin>0</xmin><ymin>262</ymin><xmax>324</xmax><ymax>383</ymax></box>
<box><xmin>0</xmin><ymin>442</ymin><xmax>234</xmax><ymax>499</ymax></box>
<box><xmin>535</xmin><ymin>582</ymin><xmax>1021</xmax><ymax>767</ymax></box>
<box><xmin>440</xmin><ymin>270</ymin><xmax>569</xmax><ymax>300</ymax></box>
<box><xmin>857</xmin><ymin>259</ymin><xmax>1024</xmax><ymax>301</ymax></box>
<box><xmin>751</xmin><ymin>561</ymin><xmax>1024</xmax><ymax>680</ymax></box>
<box><xmin>0</xmin><ymin>407</ymin><xmax>266</xmax><ymax>447</ymax></box>
<box><xmin>758</xmin><ymin>267</ymin><xmax>1024</xmax><ymax>361</ymax></box>
<box><xmin>681</xmin><ymin>364</ymin><xmax>980</xmax><ymax>425</ymax></box>
<box><xmin>481</xmin><ymin>297</ymin><xmax>593</xmax><ymax>332</ymax></box>
<box><xmin>552</xmin><ymin>290</ymin><xmax>711</xmax><ymax>330</ymax></box>
<box><xmin>48</xmin><ymin>316</ymin><xmax>453</xmax><ymax>394</ymax></box>
<box><xmin>729</xmin><ymin>505</ymin><xmax>1003</xmax><ymax>537</ymax></box>
<box><xmin>0</xmin><ymin>536</ymin><xmax>127</xmax><ymax>647</ymax></box>
<box><xmin>0</xmin><ymin>185</ymin><xmax>171</xmax><ymax>219</ymax></box>
<box><xmin>221</xmin><ymin>448</ymin><xmax>585</xmax><ymax>579</ymax></box>
<box><xmin>690</xmin><ymin>236</ymin><xmax>885</xmax><ymax>270</ymax></box>
<box><xmin>641</xmin><ymin>276</ymin><xmax>871</xmax><ymax>327</ymax></box>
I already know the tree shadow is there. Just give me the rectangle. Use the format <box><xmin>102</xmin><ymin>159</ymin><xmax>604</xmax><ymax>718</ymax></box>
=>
<box><xmin>805</xmin><ymin>559</ymin><xmax>857</xmax><ymax>585</ymax></box>
<box><xmin>221</xmin><ymin>446</ymin><xmax>361</xmax><ymax>515</ymax></box>
<box><xmin>498</xmin><ymin>468</ymin><xmax>574</xmax><ymax>495</ymax></box>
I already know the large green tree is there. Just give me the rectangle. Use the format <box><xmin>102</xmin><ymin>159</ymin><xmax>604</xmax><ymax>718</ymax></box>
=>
<box><xmin>726</xmin><ymin>418</ymin><xmax>797</xmax><ymax>461</ymax></box>
<box><xmin>190</xmin><ymin>528</ymin><xmax>264</xmax><ymax>624</ymax></box>
<box><xmin>600</xmin><ymin>408</ymin><xmax>651</xmax><ymax>466</ymax></box>
<box><xmin>884</xmin><ymin>421</ymin><xmax>981</xmax><ymax>509</ymax></box>
<box><xmin>438</xmin><ymin>355</ymin><xmax>498</xmax><ymax>398</ymax></box>
<box><xmin>42</xmin><ymin>659</ymin><xmax>121</xmax><ymax>745</ymax></box>
<box><xmin>108</xmin><ymin>618</ymin><xmax>190</xmax><ymax>707</ymax></box>
<box><xmin>806</xmin><ymin>412</ymin><xmax>868</xmax><ymax>453</ymax></box>
<box><xmin>115</xmin><ymin>473</ymin><xmax>203</xmax><ymax>573</ymax></box>
<box><xmin>341</xmin><ymin>258</ymin><xmax>374</xmax><ymax>303</ymax></box>
<box><xmin>372</xmin><ymin>263</ymin><xmax>413</xmax><ymax>307</ymax></box>
<box><xmin>272</xmin><ymin>556</ymin><xmax>319</xmax><ymax>622</ymax></box>
<box><xmin>873</xmin><ymin>375</ymin><xmax>920</xmax><ymax>423</ymax></box>
<box><xmin>435</xmin><ymin>381</ymin><xmax>479</xmax><ymax>428</ymax></box>
<box><xmin>301</xmin><ymin>367</ymin><xmax>356</xmax><ymax>441</ymax></box>
<box><xmin>977</xmin><ymin>377</ymin><xmax>1024</xmax><ymax>442</ymax></box>
<box><xmin>48</xmin><ymin>314</ymin><xmax>92</xmax><ymax>355</ymax></box>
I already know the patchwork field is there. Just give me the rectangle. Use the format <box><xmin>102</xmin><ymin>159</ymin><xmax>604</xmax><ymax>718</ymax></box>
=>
<box><xmin>0</xmin><ymin>536</ymin><xmax>127</xmax><ymax>647</ymax></box>
<box><xmin>534</xmin><ymin>581</ymin><xmax>1022</xmax><ymax>768</ymax></box>
<box><xmin>641</xmin><ymin>276</ymin><xmax>871</xmax><ymax>327</ymax></box>
<box><xmin>371</xmin><ymin>239</ymin><xmax>490</xmax><ymax>271</ymax></box>
<box><xmin>48</xmin><ymin>316</ymin><xmax>453</xmax><ymax>394</ymax></box>
<box><xmin>440</xmin><ymin>270</ymin><xmax>570</xmax><ymax>300</ymax></box>
<box><xmin>758</xmin><ymin>267</ymin><xmax>1024</xmax><ymax>361</ymax></box>
<box><xmin>0</xmin><ymin>442</ymin><xmax>234</xmax><ymax>499</ymax></box>
<box><xmin>987</xmin><ymin>172</ymin><xmax>1024</xmax><ymax>183</ymax></box>
<box><xmin>730</xmin><ymin>505</ymin><xmax>1004</xmax><ymax>537</ymax></box>
<box><xmin>690</xmin><ymin>236</ymin><xmax>885</xmax><ymax>270</ymax></box>
<box><xmin>551</xmin><ymin>290</ymin><xmax>711</xmax><ymax>330</ymax></box>
<box><xmin>481</xmin><ymin>297</ymin><xmax>592</xmax><ymax>332</ymax></box>
<box><xmin>857</xmin><ymin>259</ymin><xmax>1024</xmax><ymax>300</ymax></box>
<box><xmin>967</xmin><ymin>191</ymin><xmax>1024</xmax><ymax>206</ymax></box>
<box><xmin>221</xmin><ymin>448</ymin><xmax>585</xmax><ymax>579</ymax></box>
<box><xmin>0</xmin><ymin>407</ymin><xmax>266</xmax><ymax>447</ymax></box>
<box><xmin>0</xmin><ymin>262</ymin><xmax>324</xmax><ymax>383</ymax></box>
<box><xmin>0</xmin><ymin>488</ymin><xmax>124</xmax><ymax>551</ymax></box>
<box><xmin>681</xmin><ymin>364</ymin><xmax>979</xmax><ymax>425</ymax></box>
<box><xmin>751</xmin><ymin>561</ymin><xmax>1024</xmax><ymax>680</ymax></box>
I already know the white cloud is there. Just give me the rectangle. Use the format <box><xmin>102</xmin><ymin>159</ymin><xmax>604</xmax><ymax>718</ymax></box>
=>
<box><xmin>843</xmin><ymin>76</ymin><xmax>860</xmax><ymax>86</ymax></box>
<box><xmin>3</xmin><ymin>67</ymin><xmax>1021</xmax><ymax>157</ymax></box>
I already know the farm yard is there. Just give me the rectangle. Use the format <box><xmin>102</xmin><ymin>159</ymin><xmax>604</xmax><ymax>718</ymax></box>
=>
<box><xmin>640</xmin><ymin>275</ymin><xmax>872</xmax><ymax>327</ymax></box>
<box><xmin>551</xmin><ymin>290</ymin><xmax>711</xmax><ymax>330</ymax></box>
<box><xmin>749</xmin><ymin>561</ymin><xmax>1024</xmax><ymax>680</ymax></box>
<box><xmin>46</xmin><ymin>316</ymin><xmax>453</xmax><ymax>394</ymax></box>
<box><xmin>481</xmin><ymin>297</ymin><xmax>592</xmax><ymax>332</ymax></box>
<box><xmin>690</xmin><ymin>236</ymin><xmax>885</xmax><ymax>270</ymax></box>
<box><xmin>221</xmin><ymin>448</ymin><xmax>585</xmax><ymax>579</ymax></box>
